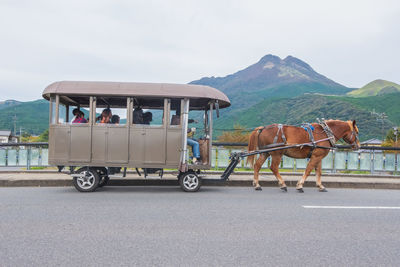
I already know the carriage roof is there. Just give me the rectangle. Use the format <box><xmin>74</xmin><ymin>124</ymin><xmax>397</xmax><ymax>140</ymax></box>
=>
<box><xmin>42</xmin><ymin>81</ymin><xmax>230</xmax><ymax>108</ymax></box>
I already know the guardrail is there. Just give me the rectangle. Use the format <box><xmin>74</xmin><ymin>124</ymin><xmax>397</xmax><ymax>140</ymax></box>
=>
<box><xmin>212</xmin><ymin>142</ymin><xmax>400</xmax><ymax>174</ymax></box>
<box><xmin>0</xmin><ymin>142</ymin><xmax>399</xmax><ymax>174</ymax></box>
<box><xmin>0</xmin><ymin>143</ymin><xmax>48</xmax><ymax>169</ymax></box>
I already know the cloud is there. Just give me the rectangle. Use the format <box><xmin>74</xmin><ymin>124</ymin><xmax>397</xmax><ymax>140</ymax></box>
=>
<box><xmin>0</xmin><ymin>0</ymin><xmax>399</xmax><ymax>100</ymax></box>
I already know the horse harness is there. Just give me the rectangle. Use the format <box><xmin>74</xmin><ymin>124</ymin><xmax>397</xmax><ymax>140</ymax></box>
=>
<box><xmin>301</xmin><ymin>123</ymin><xmax>316</xmax><ymax>158</ymax></box>
<box><xmin>257</xmin><ymin>120</ymin><xmax>338</xmax><ymax>158</ymax></box>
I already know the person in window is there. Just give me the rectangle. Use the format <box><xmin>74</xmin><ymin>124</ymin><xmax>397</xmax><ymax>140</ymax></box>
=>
<box><xmin>97</xmin><ymin>108</ymin><xmax>112</xmax><ymax>124</ymax></box>
<box><xmin>143</xmin><ymin>112</ymin><xmax>153</xmax><ymax>125</ymax></box>
<box><xmin>187</xmin><ymin>127</ymin><xmax>201</xmax><ymax>164</ymax></box>
<box><xmin>171</xmin><ymin>109</ymin><xmax>201</xmax><ymax>164</ymax></box>
<box><xmin>133</xmin><ymin>107</ymin><xmax>144</xmax><ymax>124</ymax></box>
<box><xmin>72</xmin><ymin>109</ymin><xmax>87</xmax><ymax>123</ymax></box>
<box><xmin>111</xmin><ymin>114</ymin><xmax>120</xmax><ymax>124</ymax></box>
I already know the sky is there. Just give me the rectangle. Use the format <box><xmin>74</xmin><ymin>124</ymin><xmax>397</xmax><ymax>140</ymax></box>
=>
<box><xmin>0</xmin><ymin>0</ymin><xmax>399</xmax><ymax>101</ymax></box>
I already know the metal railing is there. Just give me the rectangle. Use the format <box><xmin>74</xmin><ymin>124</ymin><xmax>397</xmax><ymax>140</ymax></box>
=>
<box><xmin>0</xmin><ymin>143</ymin><xmax>48</xmax><ymax>169</ymax></box>
<box><xmin>0</xmin><ymin>142</ymin><xmax>399</xmax><ymax>174</ymax></box>
<box><xmin>212</xmin><ymin>142</ymin><xmax>400</xmax><ymax>174</ymax></box>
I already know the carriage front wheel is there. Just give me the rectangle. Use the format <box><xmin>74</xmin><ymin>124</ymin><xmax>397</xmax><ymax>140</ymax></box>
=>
<box><xmin>179</xmin><ymin>171</ymin><xmax>202</xmax><ymax>192</ymax></box>
<box><xmin>73</xmin><ymin>167</ymin><xmax>100</xmax><ymax>192</ymax></box>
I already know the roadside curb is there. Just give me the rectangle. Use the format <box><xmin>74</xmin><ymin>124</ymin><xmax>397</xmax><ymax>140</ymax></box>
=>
<box><xmin>1</xmin><ymin>178</ymin><xmax>399</xmax><ymax>190</ymax></box>
<box><xmin>1</xmin><ymin>170</ymin><xmax>399</xmax><ymax>179</ymax></box>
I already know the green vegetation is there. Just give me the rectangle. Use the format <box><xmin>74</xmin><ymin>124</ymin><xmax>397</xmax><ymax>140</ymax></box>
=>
<box><xmin>0</xmin><ymin>99</ymin><xmax>48</xmax><ymax>135</ymax></box>
<box><xmin>1</xmin><ymin>55</ymin><xmax>399</xmax><ymax>143</ymax></box>
<box><xmin>215</xmin><ymin>94</ymin><xmax>397</xmax><ymax>141</ymax></box>
<box><xmin>347</xmin><ymin>79</ymin><xmax>400</xmax><ymax>97</ymax></box>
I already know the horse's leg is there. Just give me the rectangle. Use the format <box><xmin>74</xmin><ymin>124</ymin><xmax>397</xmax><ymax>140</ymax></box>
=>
<box><xmin>270</xmin><ymin>153</ymin><xmax>287</xmax><ymax>192</ymax></box>
<box><xmin>296</xmin><ymin>157</ymin><xmax>320</xmax><ymax>193</ymax></box>
<box><xmin>315</xmin><ymin>161</ymin><xmax>327</xmax><ymax>192</ymax></box>
<box><xmin>253</xmin><ymin>153</ymin><xmax>268</xmax><ymax>191</ymax></box>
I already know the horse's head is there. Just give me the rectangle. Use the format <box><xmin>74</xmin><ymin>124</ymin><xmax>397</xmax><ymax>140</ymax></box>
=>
<box><xmin>343</xmin><ymin>120</ymin><xmax>360</xmax><ymax>150</ymax></box>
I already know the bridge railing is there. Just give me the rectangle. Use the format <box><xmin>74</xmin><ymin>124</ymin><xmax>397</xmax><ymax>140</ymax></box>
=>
<box><xmin>0</xmin><ymin>143</ymin><xmax>48</xmax><ymax>169</ymax></box>
<box><xmin>0</xmin><ymin>142</ymin><xmax>399</xmax><ymax>174</ymax></box>
<box><xmin>211</xmin><ymin>142</ymin><xmax>400</xmax><ymax>174</ymax></box>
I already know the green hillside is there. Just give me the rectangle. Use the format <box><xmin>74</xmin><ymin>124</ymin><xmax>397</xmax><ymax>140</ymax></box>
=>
<box><xmin>0</xmin><ymin>99</ymin><xmax>49</xmax><ymax>135</ymax></box>
<box><xmin>347</xmin><ymin>79</ymin><xmax>400</xmax><ymax>97</ymax></box>
<box><xmin>214</xmin><ymin>94</ymin><xmax>397</xmax><ymax>141</ymax></box>
<box><xmin>330</xmin><ymin>92</ymin><xmax>400</xmax><ymax>125</ymax></box>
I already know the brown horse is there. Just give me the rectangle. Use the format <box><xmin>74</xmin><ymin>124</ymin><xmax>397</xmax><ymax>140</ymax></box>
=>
<box><xmin>247</xmin><ymin>120</ymin><xmax>360</xmax><ymax>192</ymax></box>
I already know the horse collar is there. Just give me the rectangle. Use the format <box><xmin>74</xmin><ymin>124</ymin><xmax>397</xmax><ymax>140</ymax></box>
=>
<box><xmin>318</xmin><ymin>119</ymin><xmax>337</xmax><ymax>147</ymax></box>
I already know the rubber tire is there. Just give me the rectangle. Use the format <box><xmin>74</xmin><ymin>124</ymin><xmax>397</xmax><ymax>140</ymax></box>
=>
<box><xmin>179</xmin><ymin>172</ymin><xmax>202</xmax><ymax>192</ymax></box>
<box><xmin>73</xmin><ymin>167</ymin><xmax>100</xmax><ymax>192</ymax></box>
<box><xmin>98</xmin><ymin>176</ymin><xmax>110</xmax><ymax>187</ymax></box>
<box><xmin>97</xmin><ymin>168</ymin><xmax>109</xmax><ymax>188</ymax></box>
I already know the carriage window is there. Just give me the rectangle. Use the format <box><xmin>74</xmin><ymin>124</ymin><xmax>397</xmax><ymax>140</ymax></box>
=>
<box><xmin>169</xmin><ymin>99</ymin><xmax>182</xmax><ymax>127</ymax></box>
<box><xmin>50</xmin><ymin>96</ymin><xmax>56</xmax><ymax>124</ymax></box>
<box><xmin>188</xmin><ymin>110</ymin><xmax>208</xmax><ymax>139</ymax></box>
<box><xmin>95</xmin><ymin>100</ymin><xmax>127</xmax><ymax>125</ymax></box>
<box><xmin>69</xmin><ymin>106</ymin><xmax>89</xmax><ymax>124</ymax></box>
<box><xmin>132</xmin><ymin>101</ymin><xmax>164</xmax><ymax>126</ymax></box>
<box><xmin>59</xmin><ymin>104</ymin><xmax>66</xmax><ymax>124</ymax></box>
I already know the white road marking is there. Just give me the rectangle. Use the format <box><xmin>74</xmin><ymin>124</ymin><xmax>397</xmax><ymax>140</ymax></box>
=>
<box><xmin>303</xmin><ymin>206</ymin><xmax>400</xmax><ymax>209</ymax></box>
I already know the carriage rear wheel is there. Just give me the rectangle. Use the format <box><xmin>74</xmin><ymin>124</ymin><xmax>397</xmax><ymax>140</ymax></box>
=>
<box><xmin>179</xmin><ymin>171</ymin><xmax>202</xmax><ymax>192</ymax></box>
<box><xmin>73</xmin><ymin>167</ymin><xmax>100</xmax><ymax>192</ymax></box>
<box><xmin>98</xmin><ymin>176</ymin><xmax>110</xmax><ymax>187</ymax></box>
<box><xmin>97</xmin><ymin>168</ymin><xmax>109</xmax><ymax>187</ymax></box>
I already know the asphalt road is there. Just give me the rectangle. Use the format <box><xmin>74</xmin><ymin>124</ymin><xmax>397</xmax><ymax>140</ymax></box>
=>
<box><xmin>1</xmin><ymin>186</ymin><xmax>399</xmax><ymax>267</ymax></box>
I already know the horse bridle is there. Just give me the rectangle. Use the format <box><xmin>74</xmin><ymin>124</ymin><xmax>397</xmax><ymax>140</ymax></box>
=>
<box><xmin>343</xmin><ymin>128</ymin><xmax>360</xmax><ymax>149</ymax></box>
<box><xmin>318</xmin><ymin>119</ymin><xmax>359</xmax><ymax>149</ymax></box>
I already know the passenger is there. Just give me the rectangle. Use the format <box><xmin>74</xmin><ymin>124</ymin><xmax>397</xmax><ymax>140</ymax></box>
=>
<box><xmin>171</xmin><ymin>109</ymin><xmax>201</xmax><ymax>164</ymax></box>
<box><xmin>72</xmin><ymin>109</ymin><xmax>87</xmax><ymax>123</ymax></box>
<box><xmin>133</xmin><ymin>107</ymin><xmax>144</xmax><ymax>124</ymax></box>
<box><xmin>111</xmin><ymin>115</ymin><xmax>120</xmax><ymax>124</ymax></box>
<box><xmin>97</xmin><ymin>108</ymin><xmax>112</xmax><ymax>124</ymax></box>
<box><xmin>187</xmin><ymin>128</ymin><xmax>201</xmax><ymax>164</ymax></box>
<box><xmin>143</xmin><ymin>112</ymin><xmax>153</xmax><ymax>125</ymax></box>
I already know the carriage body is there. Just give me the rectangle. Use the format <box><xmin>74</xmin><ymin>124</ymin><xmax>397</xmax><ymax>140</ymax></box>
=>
<box><xmin>42</xmin><ymin>81</ymin><xmax>230</xmax><ymax>192</ymax></box>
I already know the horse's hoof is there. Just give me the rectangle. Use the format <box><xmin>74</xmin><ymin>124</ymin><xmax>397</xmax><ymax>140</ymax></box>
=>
<box><xmin>255</xmin><ymin>186</ymin><xmax>262</xmax><ymax>191</ymax></box>
<box><xmin>297</xmin><ymin>188</ymin><xmax>304</xmax><ymax>193</ymax></box>
<box><xmin>280</xmin><ymin>186</ymin><xmax>287</xmax><ymax>192</ymax></box>
<box><xmin>319</xmin><ymin>188</ymin><xmax>328</xmax><ymax>192</ymax></box>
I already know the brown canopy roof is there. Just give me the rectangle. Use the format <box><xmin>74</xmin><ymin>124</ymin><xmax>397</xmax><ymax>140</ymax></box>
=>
<box><xmin>42</xmin><ymin>81</ymin><xmax>230</xmax><ymax>108</ymax></box>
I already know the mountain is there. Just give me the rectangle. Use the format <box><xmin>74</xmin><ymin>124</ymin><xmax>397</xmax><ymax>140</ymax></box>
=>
<box><xmin>0</xmin><ymin>100</ymin><xmax>21</xmax><ymax>110</ymax></box>
<box><xmin>0</xmin><ymin>99</ymin><xmax>48</xmax><ymax>135</ymax></box>
<box><xmin>347</xmin><ymin>79</ymin><xmax>400</xmax><ymax>97</ymax></box>
<box><xmin>214</xmin><ymin>93</ymin><xmax>399</xmax><ymax>141</ymax></box>
<box><xmin>1</xmin><ymin>54</ymin><xmax>399</xmax><ymax>141</ymax></box>
<box><xmin>191</xmin><ymin>54</ymin><xmax>351</xmax><ymax>109</ymax></box>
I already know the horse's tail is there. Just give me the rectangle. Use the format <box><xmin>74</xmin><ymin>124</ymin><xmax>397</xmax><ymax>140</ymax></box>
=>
<box><xmin>246</xmin><ymin>126</ymin><xmax>264</xmax><ymax>168</ymax></box>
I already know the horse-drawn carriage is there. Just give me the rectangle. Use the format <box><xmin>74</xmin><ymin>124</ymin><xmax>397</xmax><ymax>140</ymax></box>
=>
<box><xmin>43</xmin><ymin>81</ymin><xmax>360</xmax><ymax>193</ymax></box>
<box><xmin>43</xmin><ymin>81</ymin><xmax>230</xmax><ymax>192</ymax></box>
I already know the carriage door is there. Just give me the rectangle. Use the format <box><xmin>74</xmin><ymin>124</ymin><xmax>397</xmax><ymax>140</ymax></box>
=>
<box><xmin>68</xmin><ymin>101</ymin><xmax>91</xmax><ymax>163</ymax></box>
<box><xmin>69</xmin><ymin>124</ymin><xmax>91</xmax><ymax>162</ymax></box>
<box><xmin>106</xmin><ymin>99</ymin><xmax>129</xmax><ymax>164</ymax></box>
<box><xmin>143</xmin><ymin>99</ymin><xmax>167</xmax><ymax>164</ymax></box>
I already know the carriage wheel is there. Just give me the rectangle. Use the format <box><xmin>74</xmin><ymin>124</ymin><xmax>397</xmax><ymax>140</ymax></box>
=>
<box><xmin>97</xmin><ymin>168</ymin><xmax>109</xmax><ymax>188</ymax></box>
<box><xmin>73</xmin><ymin>167</ymin><xmax>100</xmax><ymax>192</ymax></box>
<box><xmin>98</xmin><ymin>176</ymin><xmax>110</xmax><ymax>187</ymax></box>
<box><xmin>179</xmin><ymin>171</ymin><xmax>202</xmax><ymax>192</ymax></box>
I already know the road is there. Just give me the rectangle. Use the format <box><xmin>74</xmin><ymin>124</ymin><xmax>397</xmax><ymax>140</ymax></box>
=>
<box><xmin>1</xmin><ymin>186</ymin><xmax>399</xmax><ymax>266</ymax></box>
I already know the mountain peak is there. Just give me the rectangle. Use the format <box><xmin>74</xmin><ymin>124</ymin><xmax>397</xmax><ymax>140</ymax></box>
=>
<box><xmin>258</xmin><ymin>54</ymin><xmax>282</xmax><ymax>64</ymax></box>
<box><xmin>190</xmin><ymin>53</ymin><xmax>349</xmax><ymax>102</ymax></box>
<box><xmin>348</xmin><ymin>79</ymin><xmax>400</xmax><ymax>97</ymax></box>
<box><xmin>283</xmin><ymin>55</ymin><xmax>312</xmax><ymax>70</ymax></box>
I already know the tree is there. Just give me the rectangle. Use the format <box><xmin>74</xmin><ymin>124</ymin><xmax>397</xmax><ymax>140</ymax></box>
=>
<box><xmin>383</xmin><ymin>127</ymin><xmax>399</xmax><ymax>147</ymax></box>
<box><xmin>36</xmin><ymin>129</ymin><xmax>49</xmax><ymax>142</ymax></box>
<box><xmin>217</xmin><ymin>124</ymin><xmax>251</xmax><ymax>144</ymax></box>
